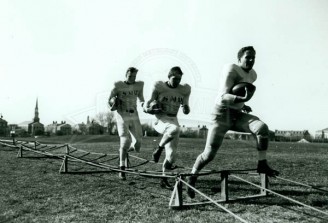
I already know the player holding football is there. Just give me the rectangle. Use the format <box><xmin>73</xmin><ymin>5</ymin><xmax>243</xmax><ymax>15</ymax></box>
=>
<box><xmin>187</xmin><ymin>46</ymin><xmax>279</xmax><ymax>198</ymax></box>
<box><xmin>108</xmin><ymin>67</ymin><xmax>145</xmax><ymax>180</ymax></box>
<box><xmin>144</xmin><ymin>66</ymin><xmax>191</xmax><ymax>189</ymax></box>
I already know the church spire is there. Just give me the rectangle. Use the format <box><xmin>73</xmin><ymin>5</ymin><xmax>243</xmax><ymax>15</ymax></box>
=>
<box><xmin>33</xmin><ymin>98</ymin><xmax>40</xmax><ymax>122</ymax></box>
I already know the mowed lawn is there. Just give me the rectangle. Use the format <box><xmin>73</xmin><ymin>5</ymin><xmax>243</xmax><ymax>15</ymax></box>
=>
<box><xmin>0</xmin><ymin>135</ymin><xmax>327</xmax><ymax>223</ymax></box>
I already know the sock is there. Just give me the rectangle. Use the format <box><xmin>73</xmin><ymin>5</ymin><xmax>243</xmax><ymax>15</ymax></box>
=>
<box><xmin>258</xmin><ymin>150</ymin><xmax>267</xmax><ymax>161</ymax></box>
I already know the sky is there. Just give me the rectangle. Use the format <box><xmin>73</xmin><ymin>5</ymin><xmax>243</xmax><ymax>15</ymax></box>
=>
<box><xmin>1</xmin><ymin>0</ymin><xmax>328</xmax><ymax>135</ymax></box>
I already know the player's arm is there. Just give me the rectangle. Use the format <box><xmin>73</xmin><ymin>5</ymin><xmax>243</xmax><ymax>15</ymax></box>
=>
<box><xmin>138</xmin><ymin>82</ymin><xmax>145</xmax><ymax>108</ymax></box>
<box><xmin>108</xmin><ymin>87</ymin><xmax>117</xmax><ymax>107</ymax></box>
<box><xmin>220</xmin><ymin>65</ymin><xmax>253</xmax><ymax>103</ymax></box>
<box><xmin>181</xmin><ymin>84</ymin><xmax>191</xmax><ymax>115</ymax></box>
<box><xmin>108</xmin><ymin>82</ymin><xmax>122</xmax><ymax>111</ymax></box>
<box><xmin>143</xmin><ymin>84</ymin><xmax>159</xmax><ymax>114</ymax></box>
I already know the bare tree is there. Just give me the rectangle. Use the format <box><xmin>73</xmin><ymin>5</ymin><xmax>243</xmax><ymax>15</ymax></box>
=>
<box><xmin>94</xmin><ymin>111</ymin><xmax>116</xmax><ymax>134</ymax></box>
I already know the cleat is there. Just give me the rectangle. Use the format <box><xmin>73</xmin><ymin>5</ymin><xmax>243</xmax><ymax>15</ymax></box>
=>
<box><xmin>163</xmin><ymin>159</ymin><xmax>178</xmax><ymax>170</ymax></box>
<box><xmin>152</xmin><ymin>145</ymin><xmax>164</xmax><ymax>163</ymax></box>
<box><xmin>167</xmin><ymin>164</ymin><xmax>178</xmax><ymax>170</ymax></box>
<box><xmin>127</xmin><ymin>147</ymin><xmax>140</xmax><ymax>153</ymax></box>
<box><xmin>257</xmin><ymin>160</ymin><xmax>280</xmax><ymax>177</ymax></box>
<box><xmin>187</xmin><ymin>176</ymin><xmax>197</xmax><ymax>198</ymax></box>
<box><xmin>127</xmin><ymin>147</ymin><xmax>134</xmax><ymax>152</ymax></box>
<box><xmin>119</xmin><ymin>166</ymin><xmax>126</xmax><ymax>181</ymax></box>
<box><xmin>160</xmin><ymin>178</ymin><xmax>173</xmax><ymax>190</ymax></box>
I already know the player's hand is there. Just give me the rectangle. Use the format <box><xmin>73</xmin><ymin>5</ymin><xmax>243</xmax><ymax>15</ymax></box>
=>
<box><xmin>245</xmin><ymin>86</ymin><xmax>255</xmax><ymax>99</ymax></box>
<box><xmin>143</xmin><ymin>101</ymin><xmax>162</xmax><ymax>114</ymax></box>
<box><xmin>238</xmin><ymin>86</ymin><xmax>255</xmax><ymax>102</ymax></box>
<box><xmin>108</xmin><ymin>97</ymin><xmax>120</xmax><ymax>111</ymax></box>
<box><xmin>242</xmin><ymin>105</ymin><xmax>252</xmax><ymax>113</ymax></box>
<box><xmin>182</xmin><ymin>105</ymin><xmax>190</xmax><ymax>115</ymax></box>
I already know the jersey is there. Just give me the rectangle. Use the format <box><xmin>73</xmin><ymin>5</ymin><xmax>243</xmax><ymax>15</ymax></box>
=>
<box><xmin>215</xmin><ymin>64</ymin><xmax>257</xmax><ymax>110</ymax></box>
<box><xmin>109</xmin><ymin>81</ymin><xmax>145</xmax><ymax>111</ymax></box>
<box><xmin>151</xmin><ymin>81</ymin><xmax>191</xmax><ymax>116</ymax></box>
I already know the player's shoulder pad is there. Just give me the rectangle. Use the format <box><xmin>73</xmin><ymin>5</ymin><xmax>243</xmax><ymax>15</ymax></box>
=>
<box><xmin>181</xmin><ymin>83</ymin><xmax>191</xmax><ymax>95</ymax></box>
<box><xmin>154</xmin><ymin>80</ymin><xmax>166</xmax><ymax>90</ymax></box>
<box><xmin>135</xmin><ymin>81</ymin><xmax>144</xmax><ymax>87</ymax></box>
<box><xmin>114</xmin><ymin>81</ymin><xmax>124</xmax><ymax>88</ymax></box>
<box><xmin>223</xmin><ymin>63</ymin><xmax>238</xmax><ymax>72</ymax></box>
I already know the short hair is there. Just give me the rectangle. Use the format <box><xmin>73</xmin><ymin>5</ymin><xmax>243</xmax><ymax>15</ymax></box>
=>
<box><xmin>168</xmin><ymin>66</ymin><xmax>183</xmax><ymax>78</ymax></box>
<box><xmin>126</xmin><ymin>67</ymin><xmax>138</xmax><ymax>74</ymax></box>
<box><xmin>237</xmin><ymin>46</ymin><xmax>256</xmax><ymax>61</ymax></box>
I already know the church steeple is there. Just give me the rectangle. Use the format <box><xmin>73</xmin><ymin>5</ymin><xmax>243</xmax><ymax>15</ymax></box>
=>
<box><xmin>33</xmin><ymin>98</ymin><xmax>40</xmax><ymax>122</ymax></box>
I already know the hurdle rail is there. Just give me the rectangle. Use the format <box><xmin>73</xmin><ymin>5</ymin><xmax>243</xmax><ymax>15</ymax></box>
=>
<box><xmin>169</xmin><ymin>171</ymin><xmax>328</xmax><ymax>222</ymax></box>
<box><xmin>0</xmin><ymin>139</ymin><xmax>21</xmax><ymax>148</ymax></box>
<box><xmin>169</xmin><ymin>170</ymin><xmax>268</xmax><ymax>210</ymax></box>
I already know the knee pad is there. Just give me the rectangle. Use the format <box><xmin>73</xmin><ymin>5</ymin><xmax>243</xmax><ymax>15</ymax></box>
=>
<box><xmin>166</xmin><ymin>125</ymin><xmax>180</xmax><ymax>137</ymax></box>
<box><xmin>120</xmin><ymin>136</ymin><xmax>131</xmax><ymax>151</ymax></box>
<box><xmin>252</xmin><ymin>121</ymin><xmax>269</xmax><ymax>151</ymax></box>
<box><xmin>255</xmin><ymin>122</ymin><xmax>269</xmax><ymax>137</ymax></box>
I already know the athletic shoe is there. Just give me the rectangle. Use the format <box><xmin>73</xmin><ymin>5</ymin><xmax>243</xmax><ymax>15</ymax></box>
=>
<box><xmin>152</xmin><ymin>145</ymin><xmax>164</xmax><ymax>163</ymax></box>
<box><xmin>127</xmin><ymin>147</ymin><xmax>135</xmax><ymax>152</ymax></box>
<box><xmin>160</xmin><ymin>178</ymin><xmax>173</xmax><ymax>190</ymax></box>
<box><xmin>257</xmin><ymin>160</ymin><xmax>280</xmax><ymax>177</ymax></box>
<box><xmin>119</xmin><ymin>166</ymin><xmax>126</xmax><ymax>181</ymax></box>
<box><xmin>127</xmin><ymin>147</ymin><xmax>140</xmax><ymax>153</ymax></box>
<box><xmin>187</xmin><ymin>175</ymin><xmax>197</xmax><ymax>198</ymax></box>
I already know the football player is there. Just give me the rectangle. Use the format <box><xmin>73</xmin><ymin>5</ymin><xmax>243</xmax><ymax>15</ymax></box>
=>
<box><xmin>144</xmin><ymin>66</ymin><xmax>191</xmax><ymax>189</ymax></box>
<box><xmin>187</xmin><ymin>46</ymin><xmax>279</xmax><ymax>198</ymax></box>
<box><xmin>108</xmin><ymin>67</ymin><xmax>145</xmax><ymax>180</ymax></box>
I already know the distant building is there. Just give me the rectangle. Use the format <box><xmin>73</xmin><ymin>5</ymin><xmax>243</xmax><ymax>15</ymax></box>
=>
<box><xmin>314</xmin><ymin>128</ymin><xmax>328</xmax><ymax>140</ymax></box>
<box><xmin>17</xmin><ymin>121</ymin><xmax>30</xmax><ymax>131</ymax></box>
<box><xmin>180</xmin><ymin>125</ymin><xmax>208</xmax><ymax>138</ymax></box>
<box><xmin>8</xmin><ymin>124</ymin><xmax>29</xmax><ymax>137</ymax></box>
<box><xmin>28</xmin><ymin>99</ymin><xmax>44</xmax><ymax>136</ymax></box>
<box><xmin>46</xmin><ymin>121</ymin><xmax>72</xmax><ymax>135</ymax></box>
<box><xmin>0</xmin><ymin>114</ymin><xmax>8</xmax><ymax>136</ymax></box>
<box><xmin>274</xmin><ymin>130</ymin><xmax>311</xmax><ymax>142</ymax></box>
<box><xmin>87</xmin><ymin>116</ymin><xmax>104</xmax><ymax>135</ymax></box>
<box><xmin>73</xmin><ymin>116</ymin><xmax>104</xmax><ymax>135</ymax></box>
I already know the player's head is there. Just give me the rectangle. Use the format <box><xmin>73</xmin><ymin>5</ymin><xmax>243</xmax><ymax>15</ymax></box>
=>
<box><xmin>237</xmin><ymin>46</ymin><xmax>256</xmax><ymax>72</ymax></box>
<box><xmin>168</xmin><ymin>66</ymin><xmax>183</xmax><ymax>88</ymax></box>
<box><xmin>125</xmin><ymin>67</ymin><xmax>138</xmax><ymax>84</ymax></box>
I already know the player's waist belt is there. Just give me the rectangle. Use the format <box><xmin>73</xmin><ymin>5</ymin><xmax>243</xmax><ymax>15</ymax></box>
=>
<box><xmin>166</xmin><ymin>113</ymin><xmax>177</xmax><ymax>117</ymax></box>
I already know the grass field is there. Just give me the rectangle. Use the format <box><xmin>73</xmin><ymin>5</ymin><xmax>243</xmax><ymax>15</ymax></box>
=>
<box><xmin>1</xmin><ymin>135</ymin><xmax>327</xmax><ymax>223</ymax></box>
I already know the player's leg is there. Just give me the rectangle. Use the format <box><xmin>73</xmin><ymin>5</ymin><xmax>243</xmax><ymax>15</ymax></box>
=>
<box><xmin>187</xmin><ymin>113</ymin><xmax>231</xmax><ymax>198</ymax></box>
<box><xmin>128</xmin><ymin>116</ymin><xmax>143</xmax><ymax>153</ymax></box>
<box><xmin>152</xmin><ymin>117</ymin><xmax>179</xmax><ymax>163</ymax></box>
<box><xmin>235</xmin><ymin>113</ymin><xmax>279</xmax><ymax>177</ymax></box>
<box><xmin>116</xmin><ymin>114</ymin><xmax>131</xmax><ymax>180</ymax></box>
<box><xmin>118</xmin><ymin>136</ymin><xmax>131</xmax><ymax>180</ymax></box>
<box><xmin>161</xmin><ymin>129</ymin><xmax>179</xmax><ymax>190</ymax></box>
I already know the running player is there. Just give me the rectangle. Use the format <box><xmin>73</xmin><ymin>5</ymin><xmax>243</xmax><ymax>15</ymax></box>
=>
<box><xmin>108</xmin><ymin>67</ymin><xmax>145</xmax><ymax>180</ymax></box>
<box><xmin>187</xmin><ymin>46</ymin><xmax>279</xmax><ymax>198</ymax></box>
<box><xmin>144</xmin><ymin>66</ymin><xmax>191</xmax><ymax>189</ymax></box>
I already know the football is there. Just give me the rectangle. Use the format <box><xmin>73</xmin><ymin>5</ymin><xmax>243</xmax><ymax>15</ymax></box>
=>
<box><xmin>147</xmin><ymin>100</ymin><xmax>162</xmax><ymax>114</ymax></box>
<box><xmin>231</xmin><ymin>82</ymin><xmax>256</xmax><ymax>97</ymax></box>
<box><xmin>108</xmin><ymin>97</ymin><xmax>120</xmax><ymax>111</ymax></box>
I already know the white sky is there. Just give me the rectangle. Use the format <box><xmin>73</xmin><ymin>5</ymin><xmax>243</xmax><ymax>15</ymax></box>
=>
<box><xmin>1</xmin><ymin>0</ymin><xmax>328</xmax><ymax>134</ymax></box>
